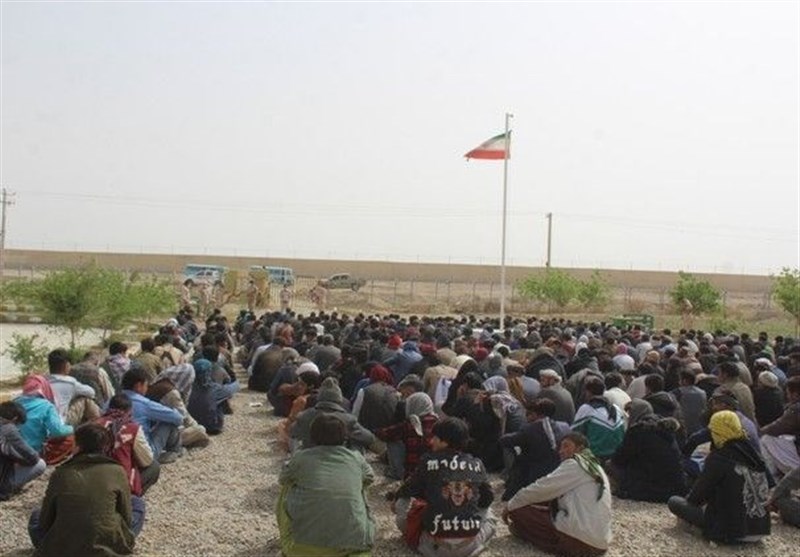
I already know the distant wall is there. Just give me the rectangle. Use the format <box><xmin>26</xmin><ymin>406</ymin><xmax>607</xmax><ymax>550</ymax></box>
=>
<box><xmin>2</xmin><ymin>248</ymin><xmax>774</xmax><ymax>293</ymax></box>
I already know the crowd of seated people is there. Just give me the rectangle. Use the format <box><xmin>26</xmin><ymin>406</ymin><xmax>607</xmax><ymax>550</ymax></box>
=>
<box><xmin>246</xmin><ymin>308</ymin><xmax>800</xmax><ymax>556</ymax></box>
<box><xmin>4</xmin><ymin>303</ymin><xmax>800</xmax><ymax>556</ymax></box>
<box><xmin>0</xmin><ymin>307</ymin><xmax>240</xmax><ymax>555</ymax></box>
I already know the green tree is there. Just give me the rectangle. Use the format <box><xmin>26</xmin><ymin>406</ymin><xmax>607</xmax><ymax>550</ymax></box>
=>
<box><xmin>669</xmin><ymin>271</ymin><xmax>721</xmax><ymax>315</ymax></box>
<box><xmin>576</xmin><ymin>270</ymin><xmax>611</xmax><ymax>310</ymax></box>
<box><xmin>91</xmin><ymin>269</ymin><xmax>174</xmax><ymax>340</ymax></box>
<box><xmin>0</xmin><ymin>265</ymin><xmax>176</xmax><ymax>347</ymax></box>
<box><xmin>772</xmin><ymin>267</ymin><xmax>800</xmax><ymax>333</ymax></box>
<box><xmin>1</xmin><ymin>266</ymin><xmax>104</xmax><ymax>348</ymax></box>
<box><xmin>518</xmin><ymin>269</ymin><xmax>580</xmax><ymax>309</ymax></box>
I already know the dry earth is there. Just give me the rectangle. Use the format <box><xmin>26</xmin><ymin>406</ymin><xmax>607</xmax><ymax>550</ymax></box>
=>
<box><xmin>2</xmin><ymin>386</ymin><xmax>800</xmax><ymax>557</ymax></box>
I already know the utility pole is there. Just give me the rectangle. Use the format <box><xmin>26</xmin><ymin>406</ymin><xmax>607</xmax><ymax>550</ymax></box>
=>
<box><xmin>545</xmin><ymin>212</ymin><xmax>553</xmax><ymax>268</ymax></box>
<box><xmin>0</xmin><ymin>188</ymin><xmax>15</xmax><ymax>278</ymax></box>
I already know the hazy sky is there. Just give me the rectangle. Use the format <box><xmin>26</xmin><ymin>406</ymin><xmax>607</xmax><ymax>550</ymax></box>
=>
<box><xmin>1</xmin><ymin>1</ymin><xmax>798</xmax><ymax>275</ymax></box>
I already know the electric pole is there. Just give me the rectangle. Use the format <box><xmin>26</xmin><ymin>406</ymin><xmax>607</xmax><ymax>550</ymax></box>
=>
<box><xmin>0</xmin><ymin>188</ymin><xmax>15</xmax><ymax>278</ymax></box>
<box><xmin>545</xmin><ymin>212</ymin><xmax>553</xmax><ymax>269</ymax></box>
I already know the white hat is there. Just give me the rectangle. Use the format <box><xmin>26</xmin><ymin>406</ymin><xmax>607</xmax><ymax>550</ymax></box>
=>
<box><xmin>758</xmin><ymin>371</ymin><xmax>778</xmax><ymax>389</ymax></box>
<box><xmin>539</xmin><ymin>369</ymin><xmax>561</xmax><ymax>383</ymax></box>
<box><xmin>296</xmin><ymin>361</ymin><xmax>320</xmax><ymax>375</ymax></box>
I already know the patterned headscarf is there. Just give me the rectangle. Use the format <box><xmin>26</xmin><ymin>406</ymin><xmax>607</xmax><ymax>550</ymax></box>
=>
<box><xmin>483</xmin><ymin>376</ymin><xmax>509</xmax><ymax>393</ymax></box>
<box><xmin>573</xmin><ymin>448</ymin><xmax>606</xmax><ymax>500</ymax></box>
<box><xmin>405</xmin><ymin>392</ymin><xmax>435</xmax><ymax>437</ymax></box>
<box><xmin>709</xmin><ymin>410</ymin><xmax>746</xmax><ymax>448</ymax></box>
<box><xmin>22</xmin><ymin>374</ymin><xmax>55</xmax><ymax>403</ymax></box>
<box><xmin>155</xmin><ymin>363</ymin><xmax>196</xmax><ymax>402</ymax></box>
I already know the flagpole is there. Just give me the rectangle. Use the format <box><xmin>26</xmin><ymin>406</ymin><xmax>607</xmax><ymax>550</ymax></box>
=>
<box><xmin>500</xmin><ymin>112</ymin><xmax>513</xmax><ymax>328</ymax></box>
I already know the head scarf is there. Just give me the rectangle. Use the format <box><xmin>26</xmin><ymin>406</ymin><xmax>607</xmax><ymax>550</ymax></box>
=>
<box><xmin>539</xmin><ymin>369</ymin><xmax>562</xmax><ymax>383</ymax></box>
<box><xmin>451</xmin><ymin>354</ymin><xmax>475</xmax><ymax>372</ymax></box>
<box><xmin>709</xmin><ymin>410</ymin><xmax>746</xmax><ymax>448</ymax></box>
<box><xmin>296</xmin><ymin>361</ymin><xmax>320</xmax><ymax>375</ymax></box>
<box><xmin>22</xmin><ymin>374</ymin><xmax>55</xmax><ymax>403</ymax></box>
<box><xmin>573</xmin><ymin>448</ymin><xmax>606</xmax><ymax>500</ymax></box>
<box><xmin>193</xmin><ymin>358</ymin><xmax>213</xmax><ymax>387</ymax></box>
<box><xmin>627</xmin><ymin>399</ymin><xmax>655</xmax><ymax>427</ymax></box>
<box><xmin>757</xmin><ymin>371</ymin><xmax>778</xmax><ymax>388</ymax></box>
<box><xmin>101</xmin><ymin>406</ymin><xmax>132</xmax><ymax>446</ymax></box>
<box><xmin>405</xmin><ymin>392</ymin><xmax>435</xmax><ymax>436</ymax></box>
<box><xmin>368</xmin><ymin>364</ymin><xmax>394</xmax><ymax>385</ymax></box>
<box><xmin>155</xmin><ymin>363</ymin><xmax>196</xmax><ymax>402</ymax></box>
<box><xmin>483</xmin><ymin>376</ymin><xmax>509</xmax><ymax>393</ymax></box>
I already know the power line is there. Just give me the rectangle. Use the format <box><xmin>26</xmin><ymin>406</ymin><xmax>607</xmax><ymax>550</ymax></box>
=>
<box><xmin>16</xmin><ymin>188</ymin><xmax>798</xmax><ymax>243</ymax></box>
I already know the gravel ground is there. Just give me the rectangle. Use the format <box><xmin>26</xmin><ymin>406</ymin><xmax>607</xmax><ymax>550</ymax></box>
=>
<box><xmin>2</xmin><ymin>387</ymin><xmax>800</xmax><ymax>557</ymax></box>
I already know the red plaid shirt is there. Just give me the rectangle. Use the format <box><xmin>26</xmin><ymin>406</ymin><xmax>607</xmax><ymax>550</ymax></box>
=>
<box><xmin>377</xmin><ymin>414</ymin><xmax>438</xmax><ymax>478</ymax></box>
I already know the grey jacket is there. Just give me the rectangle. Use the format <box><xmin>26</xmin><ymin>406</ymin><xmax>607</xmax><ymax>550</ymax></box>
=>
<box><xmin>291</xmin><ymin>401</ymin><xmax>375</xmax><ymax>451</ymax></box>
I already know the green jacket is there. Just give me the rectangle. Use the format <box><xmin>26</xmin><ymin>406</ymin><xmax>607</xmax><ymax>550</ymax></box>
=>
<box><xmin>279</xmin><ymin>445</ymin><xmax>375</xmax><ymax>551</ymax></box>
<box><xmin>35</xmin><ymin>453</ymin><xmax>135</xmax><ymax>557</ymax></box>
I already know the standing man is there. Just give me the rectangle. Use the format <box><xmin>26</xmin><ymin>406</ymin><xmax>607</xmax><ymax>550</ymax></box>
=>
<box><xmin>180</xmin><ymin>279</ymin><xmax>194</xmax><ymax>312</ymax></box>
<box><xmin>280</xmin><ymin>283</ymin><xmax>293</xmax><ymax>313</ymax></box>
<box><xmin>246</xmin><ymin>280</ymin><xmax>259</xmax><ymax>312</ymax></box>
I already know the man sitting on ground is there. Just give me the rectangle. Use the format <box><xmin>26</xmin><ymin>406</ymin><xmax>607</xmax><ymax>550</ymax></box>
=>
<box><xmin>503</xmin><ymin>431</ymin><xmax>612</xmax><ymax>557</ymax></box>
<box><xmin>28</xmin><ymin>423</ymin><xmax>145</xmax><ymax>556</ymax></box>
<box><xmin>121</xmin><ymin>368</ymin><xmax>184</xmax><ymax>464</ymax></box>
<box><xmin>391</xmin><ymin>417</ymin><xmax>496</xmax><ymax>557</ymax></box>
<box><xmin>46</xmin><ymin>349</ymin><xmax>99</xmax><ymax>426</ymax></box>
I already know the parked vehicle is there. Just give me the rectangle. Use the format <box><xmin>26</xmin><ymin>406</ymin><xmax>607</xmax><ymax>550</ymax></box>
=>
<box><xmin>249</xmin><ymin>265</ymin><xmax>295</xmax><ymax>286</ymax></box>
<box><xmin>184</xmin><ymin>263</ymin><xmax>227</xmax><ymax>284</ymax></box>
<box><xmin>320</xmin><ymin>273</ymin><xmax>366</xmax><ymax>292</ymax></box>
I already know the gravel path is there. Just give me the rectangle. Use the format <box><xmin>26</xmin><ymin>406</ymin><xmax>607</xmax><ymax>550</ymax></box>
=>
<box><xmin>2</xmin><ymin>387</ymin><xmax>800</xmax><ymax>557</ymax></box>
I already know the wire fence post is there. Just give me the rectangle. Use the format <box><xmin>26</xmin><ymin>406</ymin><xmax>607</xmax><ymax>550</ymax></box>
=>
<box><xmin>369</xmin><ymin>279</ymin><xmax>375</xmax><ymax>307</ymax></box>
<box><xmin>393</xmin><ymin>279</ymin><xmax>398</xmax><ymax>307</ymax></box>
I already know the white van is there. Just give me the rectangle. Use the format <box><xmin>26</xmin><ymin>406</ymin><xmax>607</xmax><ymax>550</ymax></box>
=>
<box><xmin>249</xmin><ymin>265</ymin><xmax>295</xmax><ymax>286</ymax></box>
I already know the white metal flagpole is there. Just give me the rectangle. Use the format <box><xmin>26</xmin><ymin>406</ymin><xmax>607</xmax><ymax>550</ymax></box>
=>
<box><xmin>500</xmin><ymin>112</ymin><xmax>513</xmax><ymax>328</ymax></box>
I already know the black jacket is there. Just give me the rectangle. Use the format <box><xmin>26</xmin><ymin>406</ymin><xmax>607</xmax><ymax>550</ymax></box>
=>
<box><xmin>611</xmin><ymin>417</ymin><xmax>687</xmax><ymax>502</ymax></box>
<box><xmin>396</xmin><ymin>449</ymin><xmax>493</xmax><ymax>539</ymax></box>
<box><xmin>687</xmin><ymin>439</ymin><xmax>771</xmax><ymax>543</ymax></box>
<box><xmin>499</xmin><ymin>417</ymin><xmax>571</xmax><ymax>501</ymax></box>
<box><xmin>753</xmin><ymin>386</ymin><xmax>784</xmax><ymax>428</ymax></box>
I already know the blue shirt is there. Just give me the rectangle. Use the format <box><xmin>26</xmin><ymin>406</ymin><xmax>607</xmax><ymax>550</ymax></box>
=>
<box><xmin>14</xmin><ymin>395</ymin><xmax>73</xmax><ymax>453</ymax></box>
<box><xmin>122</xmin><ymin>389</ymin><xmax>182</xmax><ymax>449</ymax></box>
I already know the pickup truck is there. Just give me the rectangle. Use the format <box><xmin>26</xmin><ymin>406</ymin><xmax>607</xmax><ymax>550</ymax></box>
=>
<box><xmin>320</xmin><ymin>273</ymin><xmax>367</xmax><ymax>292</ymax></box>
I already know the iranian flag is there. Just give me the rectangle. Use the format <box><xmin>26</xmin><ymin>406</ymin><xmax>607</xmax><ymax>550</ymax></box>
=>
<box><xmin>464</xmin><ymin>132</ymin><xmax>511</xmax><ymax>160</ymax></box>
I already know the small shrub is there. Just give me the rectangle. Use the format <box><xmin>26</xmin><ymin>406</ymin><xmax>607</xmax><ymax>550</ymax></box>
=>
<box><xmin>626</xmin><ymin>298</ymin><xmax>648</xmax><ymax>313</ymax></box>
<box><xmin>2</xmin><ymin>333</ymin><xmax>49</xmax><ymax>377</ymax></box>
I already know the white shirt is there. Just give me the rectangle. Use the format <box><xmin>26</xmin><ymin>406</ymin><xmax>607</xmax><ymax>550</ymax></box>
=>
<box><xmin>48</xmin><ymin>374</ymin><xmax>95</xmax><ymax>419</ymax></box>
<box><xmin>508</xmin><ymin>458</ymin><xmax>612</xmax><ymax>550</ymax></box>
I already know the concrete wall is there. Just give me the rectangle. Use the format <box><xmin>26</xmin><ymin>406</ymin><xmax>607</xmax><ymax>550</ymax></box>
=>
<box><xmin>3</xmin><ymin>248</ymin><xmax>775</xmax><ymax>293</ymax></box>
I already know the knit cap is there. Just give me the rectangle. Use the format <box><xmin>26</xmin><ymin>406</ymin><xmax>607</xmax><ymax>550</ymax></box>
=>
<box><xmin>317</xmin><ymin>377</ymin><xmax>343</xmax><ymax>405</ymax></box>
